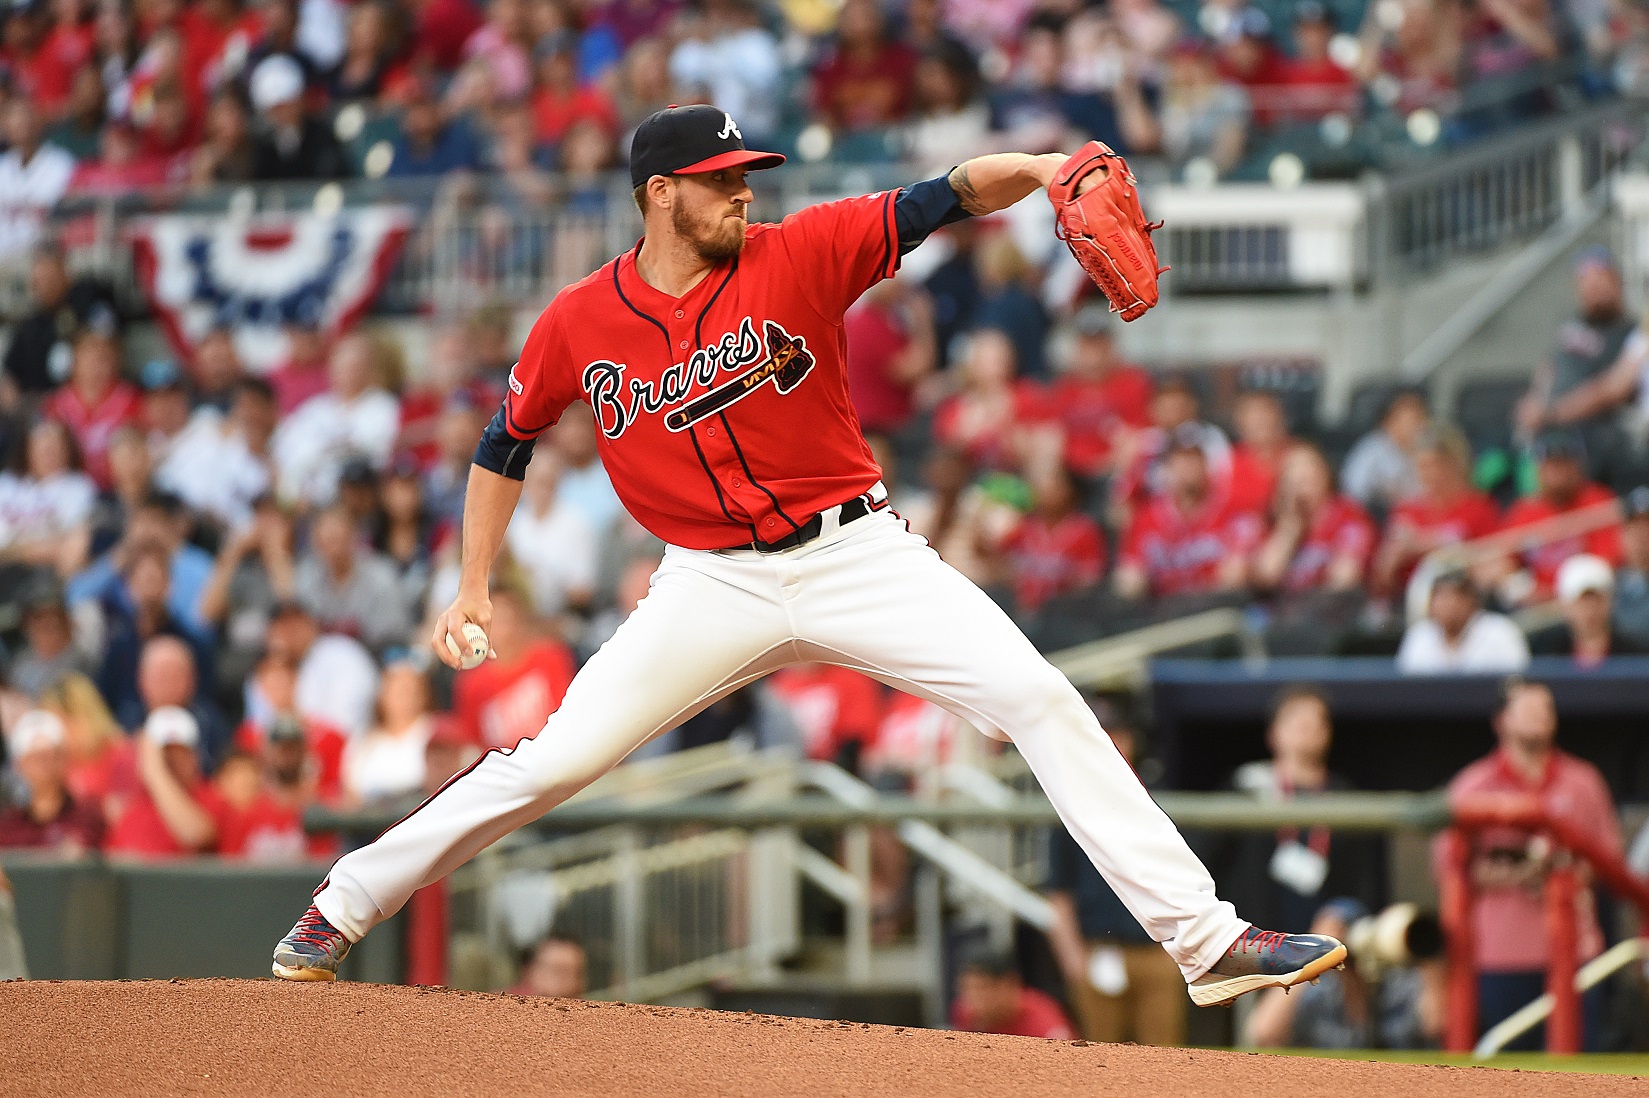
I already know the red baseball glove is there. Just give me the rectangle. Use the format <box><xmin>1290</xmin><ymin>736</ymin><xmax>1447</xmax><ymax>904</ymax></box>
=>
<box><xmin>1048</xmin><ymin>141</ymin><xmax>1167</xmax><ymax>322</ymax></box>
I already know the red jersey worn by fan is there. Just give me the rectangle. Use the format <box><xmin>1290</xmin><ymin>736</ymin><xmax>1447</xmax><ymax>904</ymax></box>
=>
<box><xmin>451</xmin><ymin>641</ymin><xmax>577</xmax><ymax>749</ymax></box>
<box><xmin>868</xmin><ymin>691</ymin><xmax>958</xmax><ymax>774</ymax></box>
<box><xmin>844</xmin><ymin>296</ymin><xmax>919</xmax><ymax>435</ymax></box>
<box><xmin>1385</xmin><ymin>490</ymin><xmax>1500</xmax><ymax>588</ymax></box>
<box><xmin>500</xmin><ymin>192</ymin><xmax>902</xmax><ymax>548</ymax></box>
<box><xmin>24</xmin><ymin>22</ymin><xmax>96</xmax><ymax>117</ymax></box>
<box><xmin>951</xmin><ymin>986</ymin><xmax>1077</xmax><ymax>1040</ymax></box>
<box><xmin>932</xmin><ymin>380</ymin><xmax>1050</xmax><ymax>473</ymax></box>
<box><xmin>397</xmin><ymin>379</ymin><xmax>506</xmax><ymax>470</ymax></box>
<box><xmin>216</xmin><ymin>795</ymin><xmax>322</xmax><ymax>860</ymax></box>
<box><xmin>1120</xmin><ymin>493</ymin><xmax>1264</xmax><ymax>597</ymax></box>
<box><xmin>234</xmin><ymin>718</ymin><xmax>349</xmax><ymax>803</ymax></box>
<box><xmin>42</xmin><ymin>382</ymin><xmax>143</xmax><ymax>489</ymax></box>
<box><xmin>104</xmin><ymin>782</ymin><xmax>232</xmax><ymax>857</ymax></box>
<box><xmin>1045</xmin><ymin>366</ymin><xmax>1153</xmax><ymax>477</ymax></box>
<box><xmin>1004</xmin><ymin>511</ymin><xmax>1106</xmax><ymax>612</ymax></box>
<box><xmin>1227</xmin><ymin>444</ymin><xmax>1281</xmax><ymax>515</ymax></box>
<box><xmin>1280</xmin><ymin>496</ymin><xmax>1376</xmax><ymax>592</ymax></box>
<box><xmin>1499</xmin><ymin>484</ymin><xmax>1622</xmax><ymax>596</ymax></box>
<box><xmin>767</xmin><ymin>664</ymin><xmax>886</xmax><ymax>763</ymax></box>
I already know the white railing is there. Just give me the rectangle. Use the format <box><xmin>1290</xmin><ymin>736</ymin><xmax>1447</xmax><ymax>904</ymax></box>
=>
<box><xmin>443</xmin><ymin>742</ymin><xmax>1060</xmax><ymax>1005</ymax></box>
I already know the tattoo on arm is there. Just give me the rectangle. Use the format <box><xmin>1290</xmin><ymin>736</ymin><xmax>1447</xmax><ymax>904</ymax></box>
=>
<box><xmin>948</xmin><ymin>162</ymin><xmax>988</xmax><ymax>215</ymax></box>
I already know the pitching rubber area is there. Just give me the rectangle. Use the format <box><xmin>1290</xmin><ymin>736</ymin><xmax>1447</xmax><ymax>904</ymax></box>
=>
<box><xmin>1</xmin><ymin>979</ymin><xmax>1640</xmax><ymax>1097</ymax></box>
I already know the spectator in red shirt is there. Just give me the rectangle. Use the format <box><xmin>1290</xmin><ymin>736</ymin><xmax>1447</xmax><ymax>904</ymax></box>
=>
<box><xmin>811</xmin><ymin>0</ymin><xmax>918</xmax><ymax>131</ymax></box>
<box><xmin>1374</xmin><ymin>427</ymin><xmax>1500</xmax><ymax>598</ymax></box>
<box><xmin>932</xmin><ymin>328</ymin><xmax>1047</xmax><ymax>473</ymax></box>
<box><xmin>1226</xmin><ymin>388</ymin><xmax>1294</xmax><ymax>515</ymax></box>
<box><xmin>1109</xmin><ymin>374</ymin><xmax>1232</xmax><ymax>526</ymax></box>
<box><xmin>451</xmin><ymin>586</ymin><xmax>575</xmax><ymax>749</ymax></box>
<box><xmin>1480</xmin><ymin>430</ymin><xmax>1621</xmax><ymax>605</ymax></box>
<box><xmin>1276</xmin><ymin>2</ymin><xmax>1358</xmax><ymax>121</ymax></box>
<box><xmin>210</xmin><ymin>745</ymin><xmax>313</xmax><ymax>861</ymax></box>
<box><xmin>1441</xmin><ymin>677</ymin><xmax>1621</xmax><ymax>1049</ymax></box>
<box><xmin>405</xmin><ymin>0</ymin><xmax>484</xmax><ymax>72</ymax></box>
<box><xmin>531</xmin><ymin>32</ymin><xmax>620</xmax><ymax>146</ymax></box>
<box><xmin>1004</xmin><ymin>464</ymin><xmax>1106</xmax><ymax>613</ymax></box>
<box><xmin>41</xmin><ymin>329</ymin><xmax>142</xmax><ymax>489</ymax></box>
<box><xmin>844</xmin><ymin>278</ymin><xmax>936</xmax><ymax>442</ymax></box>
<box><xmin>104</xmin><ymin>705</ymin><xmax>226</xmax><ymax>857</ymax></box>
<box><xmin>951</xmin><ymin>946</ymin><xmax>1076</xmax><ymax>1040</ymax></box>
<box><xmin>766</xmin><ymin>663</ymin><xmax>886</xmax><ymax>769</ymax></box>
<box><xmin>0</xmin><ymin>709</ymin><xmax>105</xmax><ymax>851</ymax></box>
<box><xmin>1215</xmin><ymin>8</ymin><xmax>1292</xmax><ymax>125</ymax></box>
<box><xmin>1114</xmin><ymin>428</ymin><xmax>1259</xmax><ymax>600</ymax></box>
<box><xmin>268</xmin><ymin>321</ymin><xmax>330</xmax><ymax>415</ymax></box>
<box><xmin>1252</xmin><ymin>442</ymin><xmax>1377</xmax><ymax>594</ymax></box>
<box><xmin>1044</xmin><ymin>304</ymin><xmax>1153</xmax><ymax>480</ymax></box>
<box><xmin>235</xmin><ymin>654</ymin><xmax>348</xmax><ymax>802</ymax></box>
<box><xmin>29</xmin><ymin>0</ymin><xmax>97</xmax><ymax>121</ymax></box>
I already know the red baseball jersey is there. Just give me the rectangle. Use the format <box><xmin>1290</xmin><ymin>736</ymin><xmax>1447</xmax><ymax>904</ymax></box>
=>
<box><xmin>1120</xmin><ymin>493</ymin><xmax>1264</xmax><ymax>597</ymax></box>
<box><xmin>501</xmin><ymin>193</ymin><xmax>900</xmax><ymax>549</ymax></box>
<box><xmin>1384</xmin><ymin>489</ymin><xmax>1500</xmax><ymax>587</ymax></box>
<box><xmin>1499</xmin><ymin>483</ymin><xmax>1623</xmax><ymax>592</ymax></box>
<box><xmin>1280</xmin><ymin>495</ymin><xmax>1376</xmax><ymax>592</ymax></box>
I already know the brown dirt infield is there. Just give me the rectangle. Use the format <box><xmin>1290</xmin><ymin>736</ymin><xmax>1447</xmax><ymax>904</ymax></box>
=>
<box><xmin>1</xmin><ymin>979</ymin><xmax>1639</xmax><ymax>1097</ymax></box>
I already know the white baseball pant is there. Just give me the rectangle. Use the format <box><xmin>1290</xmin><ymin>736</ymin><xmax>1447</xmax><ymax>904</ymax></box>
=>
<box><xmin>314</xmin><ymin>505</ymin><xmax>1249</xmax><ymax>980</ymax></box>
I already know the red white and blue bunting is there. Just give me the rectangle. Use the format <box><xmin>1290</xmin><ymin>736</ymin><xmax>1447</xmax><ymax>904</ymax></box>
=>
<box><xmin>130</xmin><ymin>206</ymin><xmax>413</xmax><ymax>373</ymax></box>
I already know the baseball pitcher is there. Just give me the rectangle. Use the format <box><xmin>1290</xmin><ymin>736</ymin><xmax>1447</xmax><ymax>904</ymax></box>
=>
<box><xmin>273</xmin><ymin>105</ymin><xmax>1345</xmax><ymax>1007</ymax></box>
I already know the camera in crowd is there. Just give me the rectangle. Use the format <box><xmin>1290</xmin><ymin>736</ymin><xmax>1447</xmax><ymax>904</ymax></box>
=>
<box><xmin>1344</xmin><ymin>902</ymin><xmax>1446</xmax><ymax>978</ymax></box>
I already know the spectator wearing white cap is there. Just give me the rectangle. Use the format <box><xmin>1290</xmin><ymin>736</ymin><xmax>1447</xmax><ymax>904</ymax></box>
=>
<box><xmin>1529</xmin><ymin>554</ymin><xmax>1645</xmax><ymax>667</ymax></box>
<box><xmin>104</xmin><ymin>706</ymin><xmax>227</xmax><ymax>857</ymax></box>
<box><xmin>0</xmin><ymin>710</ymin><xmax>104</xmax><ymax>851</ymax></box>
<box><xmin>1396</xmin><ymin>570</ymin><xmax>1529</xmax><ymax>675</ymax></box>
<box><xmin>248</xmin><ymin>54</ymin><xmax>346</xmax><ymax>181</ymax></box>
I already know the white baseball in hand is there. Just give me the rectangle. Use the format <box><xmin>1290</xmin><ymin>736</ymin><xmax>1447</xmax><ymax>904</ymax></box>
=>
<box><xmin>446</xmin><ymin>622</ymin><xmax>491</xmax><ymax>670</ymax></box>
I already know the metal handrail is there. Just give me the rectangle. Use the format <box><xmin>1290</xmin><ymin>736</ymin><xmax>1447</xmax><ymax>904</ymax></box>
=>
<box><xmin>1474</xmin><ymin>937</ymin><xmax>1648</xmax><ymax>1057</ymax></box>
<box><xmin>1404</xmin><ymin>497</ymin><xmax>1624</xmax><ymax>623</ymax></box>
<box><xmin>1047</xmin><ymin>607</ymin><xmax>1259</xmax><ymax>691</ymax></box>
<box><xmin>309</xmin><ymin>789</ymin><xmax>1451</xmax><ymax>834</ymax></box>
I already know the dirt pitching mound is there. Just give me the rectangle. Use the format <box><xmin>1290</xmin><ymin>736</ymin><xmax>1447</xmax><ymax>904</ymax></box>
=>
<box><xmin>0</xmin><ymin>979</ymin><xmax>1637</xmax><ymax>1097</ymax></box>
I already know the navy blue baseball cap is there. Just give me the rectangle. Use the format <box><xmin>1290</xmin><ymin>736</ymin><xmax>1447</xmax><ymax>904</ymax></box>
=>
<box><xmin>629</xmin><ymin>104</ymin><xmax>785</xmax><ymax>189</ymax></box>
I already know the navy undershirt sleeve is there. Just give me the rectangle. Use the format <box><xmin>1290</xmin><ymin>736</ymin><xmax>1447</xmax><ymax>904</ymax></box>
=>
<box><xmin>472</xmin><ymin>404</ymin><xmax>537</xmax><ymax>481</ymax></box>
<box><xmin>893</xmin><ymin>172</ymin><xmax>973</xmax><ymax>256</ymax></box>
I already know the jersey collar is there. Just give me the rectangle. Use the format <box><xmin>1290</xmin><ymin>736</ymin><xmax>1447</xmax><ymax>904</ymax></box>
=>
<box><xmin>618</xmin><ymin>238</ymin><xmax>733</xmax><ymax>311</ymax></box>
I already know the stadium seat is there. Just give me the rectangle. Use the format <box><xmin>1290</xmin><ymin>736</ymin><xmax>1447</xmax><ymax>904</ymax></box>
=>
<box><xmin>1452</xmin><ymin>375</ymin><xmax>1529</xmax><ymax>455</ymax></box>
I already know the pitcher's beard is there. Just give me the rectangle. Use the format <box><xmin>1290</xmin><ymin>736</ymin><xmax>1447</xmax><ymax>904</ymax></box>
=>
<box><xmin>675</xmin><ymin>204</ymin><xmax>747</xmax><ymax>262</ymax></box>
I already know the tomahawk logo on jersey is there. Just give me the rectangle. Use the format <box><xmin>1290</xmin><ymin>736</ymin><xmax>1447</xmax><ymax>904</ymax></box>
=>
<box><xmin>495</xmin><ymin>190</ymin><xmax>899</xmax><ymax>550</ymax></box>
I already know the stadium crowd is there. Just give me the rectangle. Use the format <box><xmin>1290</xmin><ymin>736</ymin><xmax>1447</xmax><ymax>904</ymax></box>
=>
<box><xmin>1</xmin><ymin>0</ymin><xmax>1648</xmax><ymax>259</ymax></box>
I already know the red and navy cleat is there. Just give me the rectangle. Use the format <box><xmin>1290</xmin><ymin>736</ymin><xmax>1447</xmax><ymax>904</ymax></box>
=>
<box><xmin>1188</xmin><ymin>928</ymin><xmax>1347</xmax><ymax>1007</ymax></box>
<box><xmin>272</xmin><ymin>904</ymin><xmax>352</xmax><ymax>982</ymax></box>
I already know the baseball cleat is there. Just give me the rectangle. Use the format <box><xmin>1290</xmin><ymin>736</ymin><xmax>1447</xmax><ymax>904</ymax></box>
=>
<box><xmin>1187</xmin><ymin>928</ymin><xmax>1347</xmax><ymax>1007</ymax></box>
<box><xmin>272</xmin><ymin>904</ymin><xmax>352</xmax><ymax>981</ymax></box>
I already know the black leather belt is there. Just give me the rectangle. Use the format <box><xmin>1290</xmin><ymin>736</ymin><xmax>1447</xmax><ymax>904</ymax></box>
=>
<box><xmin>737</xmin><ymin>495</ymin><xmax>875</xmax><ymax>554</ymax></box>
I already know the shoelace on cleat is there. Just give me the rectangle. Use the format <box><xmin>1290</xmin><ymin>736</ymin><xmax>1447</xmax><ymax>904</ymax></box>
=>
<box><xmin>1231</xmin><ymin>928</ymin><xmax>1286</xmax><ymax>954</ymax></box>
<box><xmin>289</xmin><ymin>908</ymin><xmax>343</xmax><ymax>950</ymax></box>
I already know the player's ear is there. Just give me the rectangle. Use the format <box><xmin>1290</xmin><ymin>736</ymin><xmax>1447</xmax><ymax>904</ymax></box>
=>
<box><xmin>646</xmin><ymin>175</ymin><xmax>673</xmax><ymax>214</ymax></box>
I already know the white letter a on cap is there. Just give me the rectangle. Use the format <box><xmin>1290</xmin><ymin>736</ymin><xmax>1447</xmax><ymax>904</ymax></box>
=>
<box><xmin>719</xmin><ymin>113</ymin><xmax>742</xmax><ymax>140</ymax></box>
